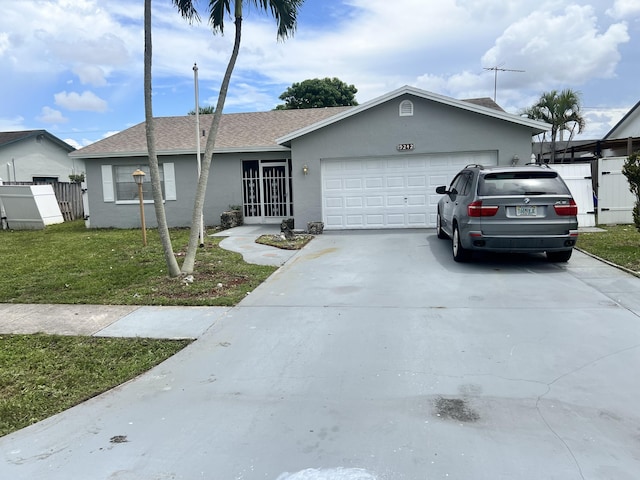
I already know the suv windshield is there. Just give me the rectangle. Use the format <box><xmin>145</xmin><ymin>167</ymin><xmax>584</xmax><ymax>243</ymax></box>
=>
<box><xmin>478</xmin><ymin>171</ymin><xmax>569</xmax><ymax>196</ymax></box>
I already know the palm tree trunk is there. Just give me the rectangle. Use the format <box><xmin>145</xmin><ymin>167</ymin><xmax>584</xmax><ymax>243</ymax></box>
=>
<box><xmin>181</xmin><ymin>13</ymin><xmax>243</xmax><ymax>274</ymax></box>
<box><xmin>144</xmin><ymin>0</ymin><xmax>182</xmax><ymax>277</ymax></box>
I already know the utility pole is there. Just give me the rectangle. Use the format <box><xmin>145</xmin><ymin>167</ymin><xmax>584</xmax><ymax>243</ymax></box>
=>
<box><xmin>483</xmin><ymin>65</ymin><xmax>525</xmax><ymax>103</ymax></box>
<box><xmin>193</xmin><ymin>63</ymin><xmax>205</xmax><ymax>248</ymax></box>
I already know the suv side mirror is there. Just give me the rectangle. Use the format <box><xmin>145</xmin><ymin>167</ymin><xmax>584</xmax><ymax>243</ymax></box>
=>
<box><xmin>435</xmin><ymin>186</ymin><xmax>447</xmax><ymax>194</ymax></box>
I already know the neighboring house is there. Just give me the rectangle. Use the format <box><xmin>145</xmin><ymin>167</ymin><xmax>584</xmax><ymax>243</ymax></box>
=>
<box><xmin>71</xmin><ymin>86</ymin><xmax>549</xmax><ymax>230</ymax></box>
<box><xmin>537</xmin><ymin>100</ymin><xmax>640</xmax><ymax>225</ymax></box>
<box><xmin>0</xmin><ymin>130</ymin><xmax>79</xmax><ymax>183</ymax></box>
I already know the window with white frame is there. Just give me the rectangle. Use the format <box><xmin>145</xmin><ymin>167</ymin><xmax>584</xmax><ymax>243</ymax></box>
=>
<box><xmin>114</xmin><ymin>165</ymin><xmax>164</xmax><ymax>201</ymax></box>
<box><xmin>101</xmin><ymin>163</ymin><xmax>176</xmax><ymax>203</ymax></box>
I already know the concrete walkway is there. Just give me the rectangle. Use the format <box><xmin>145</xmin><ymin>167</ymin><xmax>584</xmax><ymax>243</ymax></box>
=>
<box><xmin>0</xmin><ymin>225</ymin><xmax>297</xmax><ymax>339</ymax></box>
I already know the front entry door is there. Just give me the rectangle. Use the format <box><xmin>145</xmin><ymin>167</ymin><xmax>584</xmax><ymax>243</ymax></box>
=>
<box><xmin>242</xmin><ymin>159</ymin><xmax>293</xmax><ymax>223</ymax></box>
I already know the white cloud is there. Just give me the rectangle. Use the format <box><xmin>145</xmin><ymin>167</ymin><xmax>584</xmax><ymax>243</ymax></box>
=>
<box><xmin>607</xmin><ymin>0</ymin><xmax>640</xmax><ymax>19</ymax></box>
<box><xmin>37</xmin><ymin>106</ymin><xmax>68</xmax><ymax>124</ymax></box>
<box><xmin>0</xmin><ymin>116</ymin><xmax>26</xmax><ymax>131</ymax></box>
<box><xmin>73</xmin><ymin>65</ymin><xmax>108</xmax><ymax>86</ymax></box>
<box><xmin>481</xmin><ymin>5</ymin><xmax>630</xmax><ymax>89</ymax></box>
<box><xmin>581</xmin><ymin>106</ymin><xmax>630</xmax><ymax>138</ymax></box>
<box><xmin>64</xmin><ymin>138</ymin><xmax>83</xmax><ymax>150</ymax></box>
<box><xmin>54</xmin><ymin>91</ymin><xmax>108</xmax><ymax>112</ymax></box>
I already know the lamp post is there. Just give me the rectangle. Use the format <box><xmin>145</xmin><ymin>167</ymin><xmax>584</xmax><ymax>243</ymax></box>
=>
<box><xmin>132</xmin><ymin>169</ymin><xmax>147</xmax><ymax>246</ymax></box>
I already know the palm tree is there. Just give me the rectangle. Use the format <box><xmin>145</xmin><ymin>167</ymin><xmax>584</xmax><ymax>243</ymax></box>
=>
<box><xmin>188</xmin><ymin>106</ymin><xmax>215</xmax><ymax>115</ymax></box>
<box><xmin>144</xmin><ymin>0</ymin><xmax>181</xmax><ymax>277</ymax></box>
<box><xmin>172</xmin><ymin>0</ymin><xmax>303</xmax><ymax>274</ymax></box>
<box><xmin>521</xmin><ymin>89</ymin><xmax>586</xmax><ymax>163</ymax></box>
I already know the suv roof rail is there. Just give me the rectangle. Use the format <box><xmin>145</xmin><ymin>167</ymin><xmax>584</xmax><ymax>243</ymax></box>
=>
<box><xmin>524</xmin><ymin>162</ymin><xmax>552</xmax><ymax>168</ymax></box>
<box><xmin>465</xmin><ymin>164</ymin><xmax>484</xmax><ymax>169</ymax></box>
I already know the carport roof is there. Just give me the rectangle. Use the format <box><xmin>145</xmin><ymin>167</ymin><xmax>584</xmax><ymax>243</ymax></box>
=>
<box><xmin>276</xmin><ymin>85</ymin><xmax>551</xmax><ymax>145</ymax></box>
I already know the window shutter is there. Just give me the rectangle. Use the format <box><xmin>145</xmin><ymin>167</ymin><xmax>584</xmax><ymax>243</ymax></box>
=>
<box><xmin>164</xmin><ymin>162</ymin><xmax>176</xmax><ymax>201</ymax></box>
<box><xmin>101</xmin><ymin>165</ymin><xmax>114</xmax><ymax>202</ymax></box>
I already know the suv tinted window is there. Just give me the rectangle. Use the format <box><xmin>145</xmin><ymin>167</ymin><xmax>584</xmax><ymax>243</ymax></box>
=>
<box><xmin>450</xmin><ymin>171</ymin><xmax>472</xmax><ymax>196</ymax></box>
<box><xmin>478</xmin><ymin>171</ymin><xmax>570</xmax><ymax>196</ymax></box>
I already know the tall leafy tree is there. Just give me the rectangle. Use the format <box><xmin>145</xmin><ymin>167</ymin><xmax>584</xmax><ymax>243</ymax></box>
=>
<box><xmin>173</xmin><ymin>0</ymin><xmax>303</xmax><ymax>274</ymax></box>
<box><xmin>144</xmin><ymin>0</ymin><xmax>181</xmax><ymax>277</ymax></box>
<box><xmin>521</xmin><ymin>89</ymin><xmax>586</xmax><ymax>163</ymax></box>
<box><xmin>276</xmin><ymin>77</ymin><xmax>358</xmax><ymax>109</ymax></box>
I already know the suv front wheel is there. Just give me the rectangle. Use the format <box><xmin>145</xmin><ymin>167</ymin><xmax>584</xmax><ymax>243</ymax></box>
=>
<box><xmin>436</xmin><ymin>211</ymin><xmax>448</xmax><ymax>239</ymax></box>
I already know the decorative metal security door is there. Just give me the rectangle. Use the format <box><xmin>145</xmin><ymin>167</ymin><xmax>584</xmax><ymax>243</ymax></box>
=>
<box><xmin>242</xmin><ymin>159</ymin><xmax>293</xmax><ymax>223</ymax></box>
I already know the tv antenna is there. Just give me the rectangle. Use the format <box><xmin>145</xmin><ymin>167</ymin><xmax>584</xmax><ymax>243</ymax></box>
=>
<box><xmin>483</xmin><ymin>64</ymin><xmax>525</xmax><ymax>102</ymax></box>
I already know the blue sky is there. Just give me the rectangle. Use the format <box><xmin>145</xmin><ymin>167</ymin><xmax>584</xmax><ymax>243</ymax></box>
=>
<box><xmin>1</xmin><ymin>0</ymin><xmax>639</xmax><ymax>149</ymax></box>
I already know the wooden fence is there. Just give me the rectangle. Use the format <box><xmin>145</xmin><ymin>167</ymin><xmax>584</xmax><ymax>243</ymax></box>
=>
<box><xmin>1</xmin><ymin>181</ymin><xmax>84</xmax><ymax>221</ymax></box>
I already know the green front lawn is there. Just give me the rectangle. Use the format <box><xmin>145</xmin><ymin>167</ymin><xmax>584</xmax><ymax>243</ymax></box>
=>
<box><xmin>0</xmin><ymin>221</ymin><xmax>276</xmax><ymax>306</ymax></box>
<box><xmin>578</xmin><ymin>224</ymin><xmax>640</xmax><ymax>273</ymax></box>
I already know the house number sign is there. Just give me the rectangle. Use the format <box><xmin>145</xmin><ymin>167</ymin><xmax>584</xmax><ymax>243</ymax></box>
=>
<box><xmin>396</xmin><ymin>143</ymin><xmax>414</xmax><ymax>151</ymax></box>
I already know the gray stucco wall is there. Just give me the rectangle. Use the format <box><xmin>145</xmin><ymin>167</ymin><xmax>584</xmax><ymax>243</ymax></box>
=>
<box><xmin>289</xmin><ymin>94</ymin><xmax>535</xmax><ymax>228</ymax></box>
<box><xmin>85</xmin><ymin>151</ymin><xmax>288</xmax><ymax>229</ymax></box>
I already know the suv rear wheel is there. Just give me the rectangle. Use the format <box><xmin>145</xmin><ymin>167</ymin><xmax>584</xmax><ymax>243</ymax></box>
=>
<box><xmin>452</xmin><ymin>225</ymin><xmax>472</xmax><ymax>262</ymax></box>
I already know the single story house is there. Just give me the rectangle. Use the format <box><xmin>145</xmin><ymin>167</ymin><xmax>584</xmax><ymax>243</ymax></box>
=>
<box><xmin>0</xmin><ymin>130</ymin><xmax>79</xmax><ymax>184</ymax></box>
<box><xmin>71</xmin><ymin>86</ymin><xmax>549</xmax><ymax>231</ymax></box>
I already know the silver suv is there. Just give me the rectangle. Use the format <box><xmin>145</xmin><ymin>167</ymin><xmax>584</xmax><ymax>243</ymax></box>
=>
<box><xmin>435</xmin><ymin>164</ymin><xmax>579</xmax><ymax>262</ymax></box>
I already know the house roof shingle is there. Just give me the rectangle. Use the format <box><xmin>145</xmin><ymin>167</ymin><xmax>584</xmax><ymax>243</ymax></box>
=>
<box><xmin>71</xmin><ymin>107</ymin><xmax>352</xmax><ymax>158</ymax></box>
<box><xmin>0</xmin><ymin>130</ymin><xmax>75</xmax><ymax>151</ymax></box>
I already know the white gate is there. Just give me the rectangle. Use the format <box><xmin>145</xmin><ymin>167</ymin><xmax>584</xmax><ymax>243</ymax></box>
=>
<box><xmin>597</xmin><ymin>157</ymin><xmax>635</xmax><ymax>224</ymax></box>
<box><xmin>242</xmin><ymin>159</ymin><xmax>293</xmax><ymax>224</ymax></box>
<box><xmin>551</xmin><ymin>163</ymin><xmax>596</xmax><ymax>227</ymax></box>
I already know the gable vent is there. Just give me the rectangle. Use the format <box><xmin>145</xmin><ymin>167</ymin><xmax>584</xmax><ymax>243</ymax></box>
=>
<box><xmin>399</xmin><ymin>100</ymin><xmax>414</xmax><ymax>117</ymax></box>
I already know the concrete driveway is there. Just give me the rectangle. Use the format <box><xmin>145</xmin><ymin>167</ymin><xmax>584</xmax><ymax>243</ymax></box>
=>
<box><xmin>2</xmin><ymin>230</ymin><xmax>640</xmax><ymax>480</ymax></box>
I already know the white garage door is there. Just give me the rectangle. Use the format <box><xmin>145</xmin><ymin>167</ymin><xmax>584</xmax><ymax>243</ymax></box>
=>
<box><xmin>322</xmin><ymin>152</ymin><xmax>497</xmax><ymax>230</ymax></box>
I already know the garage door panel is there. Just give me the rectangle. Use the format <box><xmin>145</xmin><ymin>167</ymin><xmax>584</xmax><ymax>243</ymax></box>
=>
<box><xmin>322</xmin><ymin>152</ymin><xmax>497</xmax><ymax>229</ymax></box>
<box><xmin>407</xmin><ymin>175</ymin><xmax>426</xmax><ymax>187</ymax></box>
<box><xmin>365</xmin><ymin>177</ymin><xmax>384</xmax><ymax>188</ymax></box>
<box><xmin>325</xmin><ymin>197</ymin><xmax>343</xmax><ymax>208</ymax></box>
<box><xmin>347</xmin><ymin>215</ymin><xmax>366</xmax><ymax>227</ymax></box>
<box><xmin>345</xmin><ymin>197</ymin><xmax>363</xmax><ymax>207</ymax></box>
<box><xmin>387</xmin><ymin>195</ymin><xmax>405</xmax><ymax>206</ymax></box>
<box><xmin>344</xmin><ymin>178</ymin><xmax>363</xmax><ymax>189</ymax></box>
<box><xmin>408</xmin><ymin>195</ymin><xmax>426</xmax><ymax>206</ymax></box>
<box><xmin>324</xmin><ymin>178</ymin><xmax>343</xmax><ymax>190</ymax></box>
<box><xmin>365</xmin><ymin>196</ymin><xmax>384</xmax><ymax>207</ymax></box>
<box><xmin>387</xmin><ymin>176</ymin><xmax>404</xmax><ymax>188</ymax></box>
<box><xmin>387</xmin><ymin>216</ymin><xmax>405</xmax><ymax>226</ymax></box>
<box><xmin>408</xmin><ymin>213</ymin><xmax>427</xmax><ymax>225</ymax></box>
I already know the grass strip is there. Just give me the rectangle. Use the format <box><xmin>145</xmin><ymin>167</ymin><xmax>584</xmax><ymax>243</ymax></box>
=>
<box><xmin>0</xmin><ymin>334</ymin><xmax>191</xmax><ymax>436</ymax></box>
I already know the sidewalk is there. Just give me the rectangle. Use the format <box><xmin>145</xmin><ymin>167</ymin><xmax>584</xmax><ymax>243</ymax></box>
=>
<box><xmin>0</xmin><ymin>225</ymin><xmax>297</xmax><ymax>339</ymax></box>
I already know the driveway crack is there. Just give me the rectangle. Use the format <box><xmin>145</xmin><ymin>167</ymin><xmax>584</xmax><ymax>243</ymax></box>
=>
<box><xmin>535</xmin><ymin>342</ymin><xmax>640</xmax><ymax>480</ymax></box>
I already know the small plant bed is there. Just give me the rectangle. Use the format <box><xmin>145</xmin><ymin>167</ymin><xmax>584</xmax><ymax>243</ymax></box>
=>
<box><xmin>255</xmin><ymin>233</ymin><xmax>314</xmax><ymax>250</ymax></box>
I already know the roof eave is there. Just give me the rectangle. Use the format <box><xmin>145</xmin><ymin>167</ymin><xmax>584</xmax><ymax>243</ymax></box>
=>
<box><xmin>70</xmin><ymin>145</ymin><xmax>290</xmax><ymax>159</ymax></box>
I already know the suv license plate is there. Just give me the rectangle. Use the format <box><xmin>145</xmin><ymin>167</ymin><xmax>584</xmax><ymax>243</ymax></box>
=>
<box><xmin>516</xmin><ymin>205</ymin><xmax>537</xmax><ymax>216</ymax></box>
